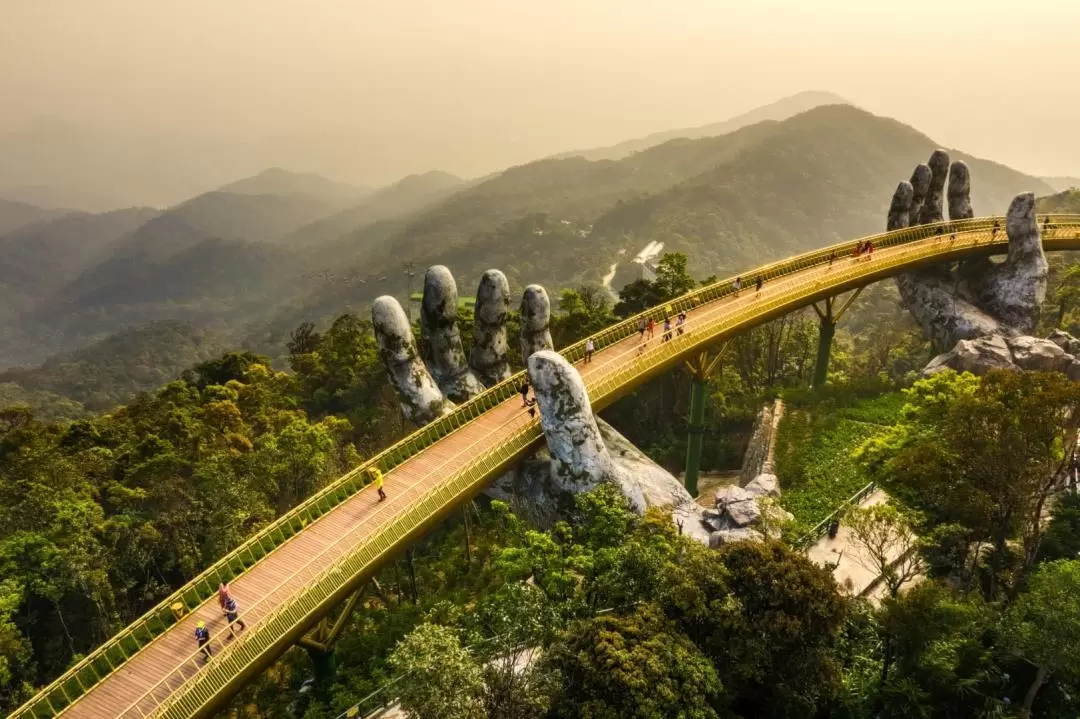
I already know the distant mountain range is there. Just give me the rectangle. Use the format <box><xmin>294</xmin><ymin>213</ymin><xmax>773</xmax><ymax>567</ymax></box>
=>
<box><xmin>1043</xmin><ymin>176</ymin><xmax>1080</xmax><ymax>192</ymax></box>
<box><xmin>553</xmin><ymin>90</ymin><xmax>852</xmax><ymax>162</ymax></box>
<box><xmin>218</xmin><ymin>167</ymin><xmax>370</xmax><ymax>206</ymax></box>
<box><xmin>0</xmin><ymin>97</ymin><xmax>1057</xmax><ymax>411</ymax></box>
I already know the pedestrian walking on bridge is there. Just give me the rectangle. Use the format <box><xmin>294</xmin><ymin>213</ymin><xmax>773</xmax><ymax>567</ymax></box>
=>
<box><xmin>219</xmin><ymin>583</ymin><xmax>246</xmax><ymax>636</ymax></box>
<box><xmin>195</xmin><ymin>621</ymin><xmax>212</xmax><ymax>663</ymax></box>
<box><xmin>369</xmin><ymin>467</ymin><xmax>386</xmax><ymax>501</ymax></box>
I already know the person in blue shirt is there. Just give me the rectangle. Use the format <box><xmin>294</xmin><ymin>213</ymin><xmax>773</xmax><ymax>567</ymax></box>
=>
<box><xmin>219</xmin><ymin>583</ymin><xmax>247</xmax><ymax>636</ymax></box>
<box><xmin>195</xmin><ymin>620</ymin><xmax>212</xmax><ymax>662</ymax></box>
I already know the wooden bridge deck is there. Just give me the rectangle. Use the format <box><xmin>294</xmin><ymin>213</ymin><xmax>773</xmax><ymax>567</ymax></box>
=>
<box><xmin>43</xmin><ymin>218</ymin><xmax>1080</xmax><ymax>717</ymax></box>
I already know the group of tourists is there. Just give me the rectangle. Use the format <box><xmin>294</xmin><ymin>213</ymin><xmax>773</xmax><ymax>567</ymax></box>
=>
<box><xmin>193</xmin><ymin>583</ymin><xmax>248</xmax><ymax>663</ymax></box>
<box><xmin>635</xmin><ymin>304</ymin><xmax>688</xmax><ymax>351</ymax></box>
<box><xmin>853</xmin><ymin>240</ymin><xmax>874</xmax><ymax>260</ymax></box>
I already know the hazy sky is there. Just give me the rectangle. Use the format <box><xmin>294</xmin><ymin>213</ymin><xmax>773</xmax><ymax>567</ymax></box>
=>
<box><xmin>2</xmin><ymin>0</ymin><xmax>1078</xmax><ymax>202</ymax></box>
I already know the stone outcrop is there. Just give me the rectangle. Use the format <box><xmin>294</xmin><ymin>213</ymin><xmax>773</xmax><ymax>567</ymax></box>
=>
<box><xmin>714</xmin><ymin>485</ymin><xmax>762</xmax><ymax>527</ymax></box>
<box><xmin>374</xmin><ymin>267</ymin><xmax>711</xmax><ymax>544</ymax></box>
<box><xmin>709</xmin><ymin>527</ymin><xmax>764</xmax><ymax>549</ymax></box>
<box><xmin>887</xmin><ymin>150</ymin><xmax>1067</xmax><ymax>377</ymax></box>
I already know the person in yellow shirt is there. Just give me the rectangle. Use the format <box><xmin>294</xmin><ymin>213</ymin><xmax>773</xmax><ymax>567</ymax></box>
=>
<box><xmin>369</xmin><ymin>467</ymin><xmax>386</xmax><ymax>501</ymax></box>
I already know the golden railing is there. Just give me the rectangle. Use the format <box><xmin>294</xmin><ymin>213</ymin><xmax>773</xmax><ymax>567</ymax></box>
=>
<box><xmin>12</xmin><ymin>214</ymin><xmax>1080</xmax><ymax>719</ymax></box>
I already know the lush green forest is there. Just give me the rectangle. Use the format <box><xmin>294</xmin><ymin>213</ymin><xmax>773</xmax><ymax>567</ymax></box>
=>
<box><xmin>0</xmin><ymin>321</ymin><xmax>229</xmax><ymax>419</ymax></box>
<box><xmin>4</xmin><ymin>251</ymin><xmax>1080</xmax><ymax>718</ymax></box>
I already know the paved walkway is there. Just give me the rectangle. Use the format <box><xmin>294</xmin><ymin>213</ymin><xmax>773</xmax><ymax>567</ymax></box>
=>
<box><xmin>806</xmin><ymin>489</ymin><xmax>899</xmax><ymax>599</ymax></box>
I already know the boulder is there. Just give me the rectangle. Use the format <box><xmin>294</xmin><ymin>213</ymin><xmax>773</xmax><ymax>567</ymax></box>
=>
<box><xmin>744</xmin><ymin>473</ymin><xmax>780</xmax><ymax>498</ymax></box>
<box><xmin>922</xmin><ymin>334</ymin><xmax>1016</xmax><ymax>377</ymax></box>
<box><xmin>1006</xmin><ymin>335</ymin><xmax>1069</xmax><ymax>372</ymax></box>
<box><xmin>709</xmin><ymin>527</ymin><xmax>765</xmax><ymax>548</ymax></box>
<box><xmin>714</xmin><ymin>485</ymin><xmax>761</xmax><ymax>527</ymax></box>
<box><xmin>1048</xmin><ymin>329</ymin><xmax>1080</xmax><ymax>356</ymax></box>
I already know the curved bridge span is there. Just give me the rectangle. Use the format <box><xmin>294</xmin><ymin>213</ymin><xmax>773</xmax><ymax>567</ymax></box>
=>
<box><xmin>13</xmin><ymin>215</ymin><xmax>1080</xmax><ymax>719</ymax></box>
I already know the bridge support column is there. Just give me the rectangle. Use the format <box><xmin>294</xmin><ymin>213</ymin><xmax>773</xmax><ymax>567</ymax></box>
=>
<box><xmin>810</xmin><ymin>289</ymin><xmax>862</xmax><ymax>390</ymax></box>
<box><xmin>297</xmin><ymin>584</ymin><xmax>368</xmax><ymax>688</ymax></box>
<box><xmin>684</xmin><ymin>375</ymin><xmax>707</xmax><ymax>498</ymax></box>
<box><xmin>682</xmin><ymin>343</ymin><xmax>730</xmax><ymax>498</ymax></box>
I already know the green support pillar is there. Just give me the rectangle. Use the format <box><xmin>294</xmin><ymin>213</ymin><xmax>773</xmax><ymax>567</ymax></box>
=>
<box><xmin>810</xmin><ymin>288</ymin><xmax>862</xmax><ymax>390</ymax></box>
<box><xmin>812</xmin><ymin>314</ymin><xmax>836</xmax><ymax>390</ymax></box>
<box><xmin>306</xmin><ymin>643</ymin><xmax>338</xmax><ymax>686</ymax></box>
<box><xmin>682</xmin><ymin>346</ymin><xmax>728</xmax><ymax>498</ymax></box>
<box><xmin>684</xmin><ymin>373</ymin><xmax>708</xmax><ymax>498</ymax></box>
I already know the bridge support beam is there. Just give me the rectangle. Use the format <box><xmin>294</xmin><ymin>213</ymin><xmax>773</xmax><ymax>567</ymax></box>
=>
<box><xmin>810</xmin><ymin>288</ymin><xmax>862</xmax><ymax>389</ymax></box>
<box><xmin>297</xmin><ymin>584</ymin><xmax>368</xmax><ymax>686</ymax></box>
<box><xmin>682</xmin><ymin>343</ymin><xmax>730</xmax><ymax>497</ymax></box>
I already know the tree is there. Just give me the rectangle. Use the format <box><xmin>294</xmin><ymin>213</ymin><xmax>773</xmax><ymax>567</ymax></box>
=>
<box><xmin>1053</xmin><ymin>263</ymin><xmax>1080</xmax><ymax>328</ymax></box>
<box><xmin>1007</xmin><ymin>559</ymin><xmax>1080</xmax><ymax>718</ymax></box>
<box><xmin>551</xmin><ymin>286</ymin><xmax>616</xmax><ymax>348</ymax></box>
<box><xmin>544</xmin><ymin>603</ymin><xmax>724</xmax><ymax>719</ymax></box>
<box><xmin>1040</xmin><ymin>492</ymin><xmax>1080</xmax><ymax>562</ymax></box>
<box><xmin>875</xmin><ymin>581</ymin><xmax>1005</xmax><ymax>718</ymax></box>
<box><xmin>388</xmin><ymin>623</ymin><xmax>485</xmax><ymax>719</ymax></box>
<box><xmin>662</xmin><ymin>541</ymin><xmax>846</xmax><ymax>718</ymax></box>
<box><xmin>464</xmin><ymin>583</ymin><xmax>558</xmax><ymax>719</ymax></box>
<box><xmin>846</xmin><ymin>503</ymin><xmax>924</xmax><ymax>599</ymax></box>
<box><xmin>860</xmin><ymin>371</ymin><xmax>1080</xmax><ymax>599</ymax></box>
<box><xmin>652</xmin><ymin>252</ymin><xmax>697</xmax><ymax>300</ymax></box>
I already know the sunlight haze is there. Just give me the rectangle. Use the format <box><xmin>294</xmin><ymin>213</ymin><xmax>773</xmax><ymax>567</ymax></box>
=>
<box><xmin>2</xmin><ymin>0</ymin><xmax>1076</xmax><ymax>207</ymax></box>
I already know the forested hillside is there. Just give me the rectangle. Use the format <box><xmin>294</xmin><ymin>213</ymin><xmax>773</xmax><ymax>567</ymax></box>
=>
<box><xmin>280</xmin><ymin>105</ymin><xmax>1047</xmax><ymax>335</ymax></box>
<box><xmin>4</xmin><ymin>251</ymin><xmax>1080</xmax><ymax>717</ymax></box>
<box><xmin>0</xmin><ymin>321</ymin><xmax>228</xmax><ymax>417</ymax></box>
<box><xmin>0</xmin><ymin>106</ymin><xmax>1055</xmax><ymax>376</ymax></box>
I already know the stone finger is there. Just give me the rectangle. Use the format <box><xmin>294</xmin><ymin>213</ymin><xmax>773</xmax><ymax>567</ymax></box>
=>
<box><xmin>887</xmin><ymin>181</ymin><xmax>914</xmax><ymax>231</ymax></box>
<box><xmin>947</xmin><ymin>161</ymin><xmax>973</xmax><ymax>220</ymax></box>
<box><xmin>520</xmin><ymin>284</ymin><xmax>554</xmax><ymax>363</ymax></box>
<box><xmin>908</xmin><ymin>163</ymin><xmax>932</xmax><ymax>224</ymax></box>
<box><xmin>372</xmin><ymin>295</ymin><xmax>453</xmax><ymax>426</ymax></box>
<box><xmin>917</xmin><ymin>150</ymin><xmax>949</xmax><ymax>225</ymax></box>
<box><xmin>420</xmin><ymin>265</ymin><xmax>484</xmax><ymax>402</ymax></box>
<box><xmin>470</xmin><ymin>269</ymin><xmax>511</xmax><ymax>386</ymax></box>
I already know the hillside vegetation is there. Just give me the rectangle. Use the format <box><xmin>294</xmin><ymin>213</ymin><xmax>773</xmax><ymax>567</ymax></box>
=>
<box><xmin>0</xmin><ymin>321</ymin><xmax>228</xmax><ymax>416</ymax></box>
<box><xmin>0</xmin><ymin>106</ymin><xmax>1054</xmax><ymax>371</ymax></box>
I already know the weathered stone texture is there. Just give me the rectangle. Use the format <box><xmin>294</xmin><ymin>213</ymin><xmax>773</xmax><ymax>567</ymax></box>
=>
<box><xmin>471</xmin><ymin>269</ymin><xmax>512</xmax><ymax>386</ymax></box>
<box><xmin>420</xmin><ymin>266</ymin><xmax>485</xmax><ymax>401</ymax></box>
<box><xmin>372</xmin><ymin>296</ymin><xmax>453</xmax><ymax>424</ymax></box>
<box><xmin>520</xmin><ymin>285</ymin><xmax>554</xmax><ymax>363</ymax></box>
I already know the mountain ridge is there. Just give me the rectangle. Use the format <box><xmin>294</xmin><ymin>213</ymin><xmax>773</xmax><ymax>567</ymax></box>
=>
<box><xmin>553</xmin><ymin>90</ymin><xmax>851</xmax><ymax>162</ymax></box>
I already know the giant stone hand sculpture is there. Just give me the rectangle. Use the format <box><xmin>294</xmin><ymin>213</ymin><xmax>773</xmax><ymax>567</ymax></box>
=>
<box><xmin>372</xmin><ymin>266</ymin><xmax>710</xmax><ymax>544</ymax></box>
<box><xmin>887</xmin><ymin>150</ymin><xmax>1080</xmax><ymax>377</ymax></box>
